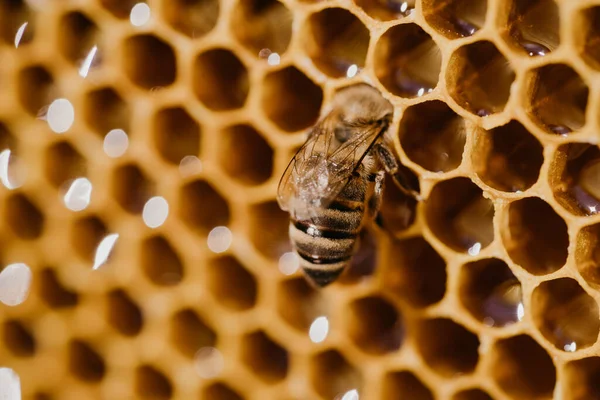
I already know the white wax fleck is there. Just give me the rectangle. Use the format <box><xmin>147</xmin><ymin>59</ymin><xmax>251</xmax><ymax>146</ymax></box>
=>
<box><xmin>278</xmin><ymin>252</ymin><xmax>299</xmax><ymax>276</ymax></box>
<box><xmin>0</xmin><ymin>263</ymin><xmax>32</xmax><ymax>306</ymax></box>
<box><xmin>63</xmin><ymin>178</ymin><xmax>92</xmax><ymax>211</ymax></box>
<box><xmin>309</xmin><ymin>316</ymin><xmax>329</xmax><ymax>343</ymax></box>
<box><xmin>14</xmin><ymin>22</ymin><xmax>28</xmax><ymax>48</ymax></box>
<box><xmin>142</xmin><ymin>196</ymin><xmax>169</xmax><ymax>228</ymax></box>
<box><xmin>207</xmin><ymin>226</ymin><xmax>232</xmax><ymax>253</ymax></box>
<box><xmin>93</xmin><ymin>233</ymin><xmax>119</xmax><ymax>270</ymax></box>
<box><xmin>194</xmin><ymin>347</ymin><xmax>224</xmax><ymax>379</ymax></box>
<box><xmin>130</xmin><ymin>3</ymin><xmax>151</xmax><ymax>27</ymax></box>
<box><xmin>0</xmin><ymin>368</ymin><xmax>21</xmax><ymax>400</ymax></box>
<box><xmin>341</xmin><ymin>389</ymin><xmax>359</xmax><ymax>400</ymax></box>
<box><xmin>103</xmin><ymin>129</ymin><xmax>129</xmax><ymax>158</ymax></box>
<box><xmin>79</xmin><ymin>45</ymin><xmax>98</xmax><ymax>78</ymax></box>
<box><xmin>346</xmin><ymin>64</ymin><xmax>358</xmax><ymax>78</ymax></box>
<box><xmin>47</xmin><ymin>98</ymin><xmax>75</xmax><ymax>134</ymax></box>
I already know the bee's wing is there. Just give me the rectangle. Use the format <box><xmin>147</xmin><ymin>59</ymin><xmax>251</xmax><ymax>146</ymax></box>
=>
<box><xmin>278</xmin><ymin>116</ymin><xmax>385</xmax><ymax>220</ymax></box>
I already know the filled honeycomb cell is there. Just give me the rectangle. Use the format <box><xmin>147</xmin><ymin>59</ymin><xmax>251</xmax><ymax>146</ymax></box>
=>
<box><xmin>231</xmin><ymin>0</ymin><xmax>292</xmax><ymax>56</ymax></box>
<box><xmin>218</xmin><ymin>124</ymin><xmax>273</xmax><ymax>185</ymax></box>
<box><xmin>162</xmin><ymin>0</ymin><xmax>219</xmax><ymax>38</ymax></box>
<box><xmin>563</xmin><ymin>357</ymin><xmax>600</xmax><ymax>400</ymax></box>
<box><xmin>170</xmin><ymin>309</ymin><xmax>216</xmax><ymax>358</ymax></box>
<box><xmin>67</xmin><ymin>340</ymin><xmax>106</xmax><ymax>383</ymax></box>
<box><xmin>414</xmin><ymin>318</ymin><xmax>479</xmax><ymax>376</ymax></box>
<box><xmin>140</xmin><ymin>235</ymin><xmax>184</xmax><ymax>286</ymax></box>
<box><xmin>576</xmin><ymin>223</ymin><xmax>600</xmax><ymax>288</ymax></box>
<box><xmin>38</xmin><ymin>268</ymin><xmax>79</xmax><ymax>309</ymax></box>
<box><xmin>193</xmin><ymin>49</ymin><xmax>249</xmax><ymax>111</ymax></box>
<box><xmin>490</xmin><ymin>334</ymin><xmax>556</xmax><ymax>399</ymax></box>
<box><xmin>422</xmin><ymin>0</ymin><xmax>487</xmax><ymax>39</ymax></box>
<box><xmin>44</xmin><ymin>141</ymin><xmax>87</xmax><ymax>189</ymax></box>
<box><xmin>83</xmin><ymin>87</ymin><xmax>130</xmax><ymax>137</ymax></box>
<box><xmin>179</xmin><ymin>179</ymin><xmax>230</xmax><ymax>234</ymax></box>
<box><xmin>578</xmin><ymin>6</ymin><xmax>600</xmax><ymax>70</ymax></box>
<box><xmin>446</xmin><ymin>41</ymin><xmax>515</xmax><ymax>117</ymax></box>
<box><xmin>71</xmin><ymin>215</ymin><xmax>108</xmax><ymax>262</ymax></box>
<box><xmin>374</xmin><ymin>23</ymin><xmax>441</xmax><ymax>98</ymax></box>
<box><xmin>207</xmin><ymin>256</ymin><xmax>257</xmax><ymax>311</ymax></box>
<box><xmin>551</xmin><ymin>143</ymin><xmax>600</xmax><ymax>216</ymax></box>
<box><xmin>346</xmin><ymin>295</ymin><xmax>403</xmax><ymax>354</ymax></box>
<box><xmin>398</xmin><ymin>100</ymin><xmax>465</xmax><ymax>172</ymax></box>
<box><xmin>310</xmin><ymin>350</ymin><xmax>361</xmax><ymax>399</ymax></box>
<box><xmin>202</xmin><ymin>382</ymin><xmax>244</xmax><ymax>400</ymax></box>
<box><xmin>17</xmin><ymin>65</ymin><xmax>57</xmax><ymax>116</ymax></box>
<box><xmin>459</xmin><ymin>258</ymin><xmax>523</xmax><ymax>327</ymax></box>
<box><xmin>302</xmin><ymin>8</ymin><xmax>369</xmax><ymax>78</ymax></box>
<box><xmin>261</xmin><ymin>66</ymin><xmax>323</xmax><ymax>132</ymax></box>
<box><xmin>426</xmin><ymin>177</ymin><xmax>494</xmax><ymax>254</ymax></box>
<box><xmin>452</xmin><ymin>389</ymin><xmax>492</xmax><ymax>400</ymax></box>
<box><xmin>526</xmin><ymin>64</ymin><xmax>589</xmax><ymax>135</ymax></box>
<box><xmin>57</xmin><ymin>11</ymin><xmax>99</xmax><ymax>66</ymax></box>
<box><xmin>135</xmin><ymin>365</ymin><xmax>173</xmax><ymax>400</ymax></box>
<box><xmin>532</xmin><ymin>278</ymin><xmax>599</xmax><ymax>352</ymax></box>
<box><xmin>501</xmin><ymin>197</ymin><xmax>568</xmax><ymax>275</ymax></box>
<box><xmin>5</xmin><ymin>193</ymin><xmax>45</xmax><ymax>240</ymax></box>
<box><xmin>2</xmin><ymin>319</ymin><xmax>36</xmax><ymax>357</ymax></box>
<box><xmin>153</xmin><ymin>106</ymin><xmax>200</xmax><ymax>165</ymax></box>
<box><xmin>0</xmin><ymin>0</ymin><xmax>34</xmax><ymax>46</ymax></box>
<box><xmin>122</xmin><ymin>34</ymin><xmax>177</xmax><ymax>90</ymax></box>
<box><xmin>381</xmin><ymin>236</ymin><xmax>446</xmax><ymax>308</ymax></box>
<box><xmin>381</xmin><ymin>371</ymin><xmax>433</xmax><ymax>400</ymax></box>
<box><xmin>499</xmin><ymin>0</ymin><xmax>560</xmax><ymax>57</ymax></box>
<box><xmin>472</xmin><ymin>120</ymin><xmax>544</xmax><ymax>192</ymax></box>
<box><xmin>111</xmin><ymin>163</ymin><xmax>155</xmax><ymax>214</ymax></box>
<box><xmin>240</xmin><ymin>331</ymin><xmax>288</xmax><ymax>383</ymax></box>
<box><xmin>106</xmin><ymin>289</ymin><xmax>144</xmax><ymax>336</ymax></box>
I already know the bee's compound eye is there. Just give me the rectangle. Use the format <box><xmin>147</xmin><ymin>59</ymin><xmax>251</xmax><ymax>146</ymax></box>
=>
<box><xmin>302</xmin><ymin>266</ymin><xmax>345</xmax><ymax>288</ymax></box>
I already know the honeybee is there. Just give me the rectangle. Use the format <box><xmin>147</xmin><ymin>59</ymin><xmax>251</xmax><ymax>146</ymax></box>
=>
<box><xmin>277</xmin><ymin>84</ymin><xmax>421</xmax><ymax>287</ymax></box>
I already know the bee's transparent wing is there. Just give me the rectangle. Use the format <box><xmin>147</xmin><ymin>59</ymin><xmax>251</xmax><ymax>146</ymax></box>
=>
<box><xmin>277</xmin><ymin>117</ymin><xmax>385</xmax><ymax>221</ymax></box>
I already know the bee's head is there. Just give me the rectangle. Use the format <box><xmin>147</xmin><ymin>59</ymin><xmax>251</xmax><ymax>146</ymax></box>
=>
<box><xmin>332</xmin><ymin>84</ymin><xmax>394</xmax><ymax>124</ymax></box>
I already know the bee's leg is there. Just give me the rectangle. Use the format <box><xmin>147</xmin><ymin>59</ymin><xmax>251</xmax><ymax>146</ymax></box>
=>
<box><xmin>373</xmin><ymin>142</ymin><xmax>422</xmax><ymax>201</ymax></box>
<box><xmin>367</xmin><ymin>170</ymin><xmax>385</xmax><ymax>220</ymax></box>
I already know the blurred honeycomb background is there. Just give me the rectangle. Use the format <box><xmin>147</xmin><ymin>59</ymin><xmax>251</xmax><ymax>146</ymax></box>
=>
<box><xmin>2</xmin><ymin>0</ymin><xmax>600</xmax><ymax>398</ymax></box>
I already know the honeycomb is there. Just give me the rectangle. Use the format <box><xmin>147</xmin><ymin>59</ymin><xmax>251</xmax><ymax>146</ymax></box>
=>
<box><xmin>2</xmin><ymin>0</ymin><xmax>600</xmax><ymax>399</ymax></box>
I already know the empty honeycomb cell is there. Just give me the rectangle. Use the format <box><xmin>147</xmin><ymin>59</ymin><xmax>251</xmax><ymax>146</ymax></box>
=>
<box><xmin>140</xmin><ymin>236</ymin><xmax>184</xmax><ymax>286</ymax></box>
<box><xmin>170</xmin><ymin>309</ymin><xmax>216</xmax><ymax>358</ymax></box>
<box><xmin>531</xmin><ymin>278</ymin><xmax>599</xmax><ymax>352</ymax></box>
<box><xmin>422</xmin><ymin>0</ymin><xmax>487</xmax><ymax>39</ymax></box>
<box><xmin>202</xmin><ymin>383</ymin><xmax>244</xmax><ymax>400</ymax></box>
<box><xmin>262</xmin><ymin>66</ymin><xmax>323</xmax><ymax>132</ymax></box>
<box><xmin>111</xmin><ymin>164</ymin><xmax>155</xmax><ymax>214</ymax></box>
<box><xmin>241</xmin><ymin>331</ymin><xmax>288</xmax><ymax>383</ymax></box>
<box><xmin>68</xmin><ymin>340</ymin><xmax>106</xmax><ymax>383</ymax></box>
<box><xmin>576</xmin><ymin>223</ymin><xmax>600</xmax><ymax>288</ymax></box>
<box><xmin>452</xmin><ymin>389</ymin><xmax>493</xmax><ymax>400</ymax></box>
<box><xmin>310</xmin><ymin>350</ymin><xmax>362</xmax><ymax>399</ymax></box>
<box><xmin>347</xmin><ymin>296</ymin><xmax>403</xmax><ymax>354</ymax></box>
<box><xmin>0</xmin><ymin>122</ymin><xmax>15</xmax><ymax>150</ymax></box>
<box><xmin>84</xmin><ymin>87</ymin><xmax>129</xmax><ymax>137</ymax></box>
<box><xmin>459</xmin><ymin>258</ymin><xmax>523</xmax><ymax>328</ymax></box>
<box><xmin>378</xmin><ymin>174</ymin><xmax>419</xmax><ymax>234</ymax></box>
<box><xmin>414</xmin><ymin>318</ymin><xmax>479</xmax><ymax>376</ymax></box>
<box><xmin>502</xmin><ymin>197</ymin><xmax>568</xmax><ymax>275</ymax></box>
<box><xmin>248</xmin><ymin>201</ymin><xmax>290</xmax><ymax>259</ymax></box>
<box><xmin>207</xmin><ymin>256</ymin><xmax>257</xmax><ymax>311</ymax></box>
<box><xmin>381</xmin><ymin>237</ymin><xmax>446</xmax><ymax>308</ymax></box>
<box><xmin>57</xmin><ymin>11</ymin><xmax>99</xmax><ymax>66</ymax></box>
<box><xmin>123</xmin><ymin>35</ymin><xmax>177</xmax><ymax>90</ymax></box>
<box><xmin>71</xmin><ymin>215</ymin><xmax>108</xmax><ymax>262</ymax></box>
<box><xmin>578</xmin><ymin>7</ymin><xmax>600</xmax><ymax>70</ymax></box>
<box><xmin>491</xmin><ymin>334</ymin><xmax>556</xmax><ymax>399</ymax></box>
<box><xmin>551</xmin><ymin>143</ymin><xmax>600</xmax><ymax>216</ymax></box>
<box><xmin>17</xmin><ymin>65</ymin><xmax>57</xmax><ymax>116</ymax></box>
<box><xmin>374</xmin><ymin>24</ymin><xmax>441</xmax><ymax>98</ymax></box>
<box><xmin>472</xmin><ymin>120</ymin><xmax>544</xmax><ymax>192</ymax></box>
<box><xmin>425</xmin><ymin>178</ymin><xmax>494</xmax><ymax>254</ymax></box>
<box><xmin>135</xmin><ymin>365</ymin><xmax>173</xmax><ymax>400</ymax></box>
<box><xmin>527</xmin><ymin>64</ymin><xmax>589</xmax><ymax>135</ymax></box>
<box><xmin>382</xmin><ymin>371</ymin><xmax>434</xmax><ymax>400</ymax></box>
<box><xmin>39</xmin><ymin>268</ymin><xmax>79</xmax><ymax>309</ymax></box>
<box><xmin>0</xmin><ymin>0</ymin><xmax>34</xmax><ymax>46</ymax></box>
<box><xmin>5</xmin><ymin>193</ymin><xmax>44</xmax><ymax>240</ymax></box>
<box><xmin>179</xmin><ymin>180</ymin><xmax>230</xmax><ymax>234</ymax></box>
<box><xmin>276</xmin><ymin>277</ymin><xmax>326</xmax><ymax>332</ymax></box>
<box><xmin>44</xmin><ymin>141</ymin><xmax>86</xmax><ymax>188</ymax></box>
<box><xmin>563</xmin><ymin>357</ymin><xmax>600</xmax><ymax>400</ymax></box>
<box><xmin>219</xmin><ymin>125</ymin><xmax>273</xmax><ymax>185</ymax></box>
<box><xmin>501</xmin><ymin>0</ymin><xmax>559</xmax><ymax>57</ymax></box>
<box><xmin>193</xmin><ymin>49</ymin><xmax>249</xmax><ymax>111</ymax></box>
<box><xmin>446</xmin><ymin>41</ymin><xmax>515</xmax><ymax>117</ymax></box>
<box><xmin>162</xmin><ymin>0</ymin><xmax>219</xmax><ymax>38</ymax></box>
<box><xmin>302</xmin><ymin>8</ymin><xmax>369</xmax><ymax>78</ymax></box>
<box><xmin>153</xmin><ymin>106</ymin><xmax>200</xmax><ymax>165</ymax></box>
<box><xmin>99</xmin><ymin>0</ymin><xmax>140</xmax><ymax>19</ymax></box>
<box><xmin>398</xmin><ymin>100</ymin><xmax>466</xmax><ymax>172</ymax></box>
<box><xmin>354</xmin><ymin>0</ymin><xmax>414</xmax><ymax>21</ymax></box>
<box><xmin>106</xmin><ymin>289</ymin><xmax>144</xmax><ymax>336</ymax></box>
<box><xmin>2</xmin><ymin>319</ymin><xmax>36</xmax><ymax>357</ymax></box>
<box><xmin>231</xmin><ymin>0</ymin><xmax>292</xmax><ymax>56</ymax></box>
